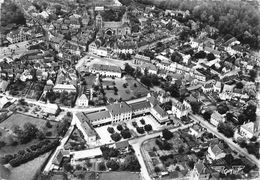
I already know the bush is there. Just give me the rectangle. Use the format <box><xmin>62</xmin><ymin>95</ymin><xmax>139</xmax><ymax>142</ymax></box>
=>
<box><xmin>140</xmin><ymin>119</ymin><xmax>145</xmax><ymax>125</ymax></box>
<box><xmin>162</xmin><ymin>129</ymin><xmax>173</xmax><ymax>140</ymax></box>
<box><xmin>144</xmin><ymin>124</ymin><xmax>153</xmax><ymax>132</ymax></box>
<box><xmin>45</xmin><ymin>121</ymin><xmax>52</xmax><ymax>128</ymax></box>
<box><xmin>98</xmin><ymin>161</ymin><xmax>106</xmax><ymax>171</ymax></box>
<box><xmin>121</xmin><ymin>129</ymin><xmax>131</xmax><ymax>139</ymax></box>
<box><xmin>132</xmin><ymin>121</ymin><xmax>137</xmax><ymax>127</ymax></box>
<box><xmin>0</xmin><ymin>141</ymin><xmax>6</xmax><ymax>148</ymax></box>
<box><xmin>106</xmin><ymin>160</ymin><xmax>119</xmax><ymax>171</ymax></box>
<box><xmin>46</xmin><ymin>131</ymin><xmax>52</xmax><ymax>136</ymax></box>
<box><xmin>107</xmin><ymin>127</ymin><xmax>115</xmax><ymax>134</ymax></box>
<box><xmin>136</xmin><ymin>127</ymin><xmax>145</xmax><ymax>134</ymax></box>
<box><xmin>154</xmin><ymin>166</ymin><xmax>161</xmax><ymax>173</ymax></box>
<box><xmin>117</xmin><ymin>125</ymin><xmax>123</xmax><ymax>131</ymax></box>
<box><xmin>111</xmin><ymin>133</ymin><xmax>121</xmax><ymax>142</ymax></box>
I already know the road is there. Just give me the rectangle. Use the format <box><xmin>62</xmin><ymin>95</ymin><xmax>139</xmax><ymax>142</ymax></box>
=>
<box><xmin>129</xmin><ymin>123</ymin><xmax>194</xmax><ymax>180</ymax></box>
<box><xmin>189</xmin><ymin>113</ymin><xmax>260</xmax><ymax>168</ymax></box>
<box><xmin>43</xmin><ymin>123</ymin><xmax>75</xmax><ymax>172</ymax></box>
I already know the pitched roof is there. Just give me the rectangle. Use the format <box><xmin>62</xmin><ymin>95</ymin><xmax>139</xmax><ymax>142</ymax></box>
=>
<box><xmin>91</xmin><ymin>64</ymin><xmax>121</xmax><ymax>73</ymax></box>
<box><xmin>241</xmin><ymin>122</ymin><xmax>255</xmax><ymax>134</ymax></box>
<box><xmin>130</xmin><ymin>100</ymin><xmax>151</xmax><ymax>111</ymax></box>
<box><xmin>211</xmin><ymin>111</ymin><xmax>223</xmax><ymax>122</ymax></box>
<box><xmin>107</xmin><ymin>102</ymin><xmax>132</xmax><ymax>116</ymax></box>
<box><xmin>153</xmin><ymin>104</ymin><xmax>167</xmax><ymax>117</ymax></box>
<box><xmin>85</xmin><ymin>111</ymin><xmax>111</xmax><ymax>121</ymax></box>
<box><xmin>195</xmin><ymin>160</ymin><xmax>206</xmax><ymax>174</ymax></box>
<box><xmin>210</xmin><ymin>144</ymin><xmax>224</xmax><ymax>156</ymax></box>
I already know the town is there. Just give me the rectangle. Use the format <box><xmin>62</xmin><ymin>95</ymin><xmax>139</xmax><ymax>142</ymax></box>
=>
<box><xmin>0</xmin><ymin>0</ymin><xmax>259</xmax><ymax>179</ymax></box>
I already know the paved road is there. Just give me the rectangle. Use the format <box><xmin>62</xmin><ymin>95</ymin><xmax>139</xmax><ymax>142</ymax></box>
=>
<box><xmin>189</xmin><ymin>113</ymin><xmax>260</xmax><ymax>168</ymax></box>
<box><xmin>129</xmin><ymin>123</ymin><xmax>194</xmax><ymax>180</ymax></box>
<box><xmin>43</xmin><ymin>124</ymin><xmax>75</xmax><ymax>172</ymax></box>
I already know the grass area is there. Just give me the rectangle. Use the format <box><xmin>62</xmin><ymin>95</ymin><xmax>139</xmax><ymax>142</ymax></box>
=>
<box><xmin>0</xmin><ymin>113</ymin><xmax>58</xmax><ymax>155</ymax></box>
<box><xmin>8</xmin><ymin>151</ymin><xmax>51</xmax><ymax>180</ymax></box>
<box><xmin>64</xmin><ymin>127</ymin><xmax>87</xmax><ymax>151</ymax></box>
<box><xmin>103</xmin><ymin>77</ymin><xmax>149</xmax><ymax>102</ymax></box>
<box><xmin>98</xmin><ymin>172</ymin><xmax>141</xmax><ymax>180</ymax></box>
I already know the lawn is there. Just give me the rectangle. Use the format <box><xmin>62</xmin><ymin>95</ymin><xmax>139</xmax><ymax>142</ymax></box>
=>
<box><xmin>0</xmin><ymin>113</ymin><xmax>46</xmax><ymax>130</ymax></box>
<box><xmin>8</xmin><ymin>81</ymin><xmax>31</xmax><ymax>97</ymax></box>
<box><xmin>103</xmin><ymin>77</ymin><xmax>149</xmax><ymax>102</ymax></box>
<box><xmin>8</xmin><ymin>151</ymin><xmax>51</xmax><ymax>180</ymax></box>
<box><xmin>98</xmin><ymin>172</ymin><xmax>141</xmax><ymax>180</ymax></box>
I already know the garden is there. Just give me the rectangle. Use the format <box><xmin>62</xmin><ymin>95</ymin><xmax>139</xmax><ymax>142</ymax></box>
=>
<box><xmin>64</xmin><ymin>127</ymin><xmax>87</xmax><ymax>151</ymax></box>
<box><xmin>26</xmin><ymin>81</ymin><xmax>45</xmax><ymax>100</ymax></box>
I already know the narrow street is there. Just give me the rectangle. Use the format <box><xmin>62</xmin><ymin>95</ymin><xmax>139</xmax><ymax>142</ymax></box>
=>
<box><xmin>189</xmin><ymin>113</ymin><xmax>260</xmax><ymax>168</ymax></box>
<box><xmin>129</xmin><ymin>123</ymin><xmax>194</xmax><ymax>180</ymax></box>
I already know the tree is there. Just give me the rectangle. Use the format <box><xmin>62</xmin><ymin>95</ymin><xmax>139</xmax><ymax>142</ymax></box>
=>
<box><xmin>63</xmin><ymin>162</ymin><xmax>73</xmax><ymax>172</ymax></box>
<box><xmin>125</xmin><ymin>63</ymin><xmax>135</xmax><ymax>76</ymax></box>
<box><xmin>190</xmin><ymin>101</ymin><xmax>202</xmax><ymax>114</ymax></box>
<box><xmin>36</xmin><ymin>130</ymin><xmax>45</xmax><ymax>140</ymax></box>
<box><xmin>107</xmin><ymin>127</ymin><xmax>115</xmax><ymax>134</ymax></box>
<box><xmin>238</xmin><ymin>113</ymin><xmax>247</xmax><ymax>125</ymax></box>
<box><xmin>217</xmin><ymin>122</ymin><xmax>234</xmax><ymax>138</ymax></box>
<box><xmin>121</xmin><ymin>129</ymin><xmax>131</xmax><ymax>139</ymax></box>
<box><xmin>0</xmin><ymin>141</ymin><xmax>6</xmax><ymax>148</ymax></box>
<box><xmin>106</xmin><ymin>160</ymin><xmax>119</xmax><ymax>171</ymax></box>
<box><xmin>144</xmin><ymin>124</ymin><xmax>153</xmax><ymax>132</ymax></box>
<box><xmin>207</xmin><ymin>53</ymin><xmax>216</xmax><ymax>61</ymax></box>
<box><xmin>224</xmin><ymin>154</ymin><xmax>234</xmax><ymax>165</ymax></box>
<box><xmin>136</xmin><ymin>127</ymin><xmax>145</xmax><ymax>134</ymax></box>
<box><xmin>117</xmin><ymin>124</ymin><xmax>123</xmax><ymax>131</ymax></box>
<box><xmin>194</xmin><ymin>51</ymin><xmax>207</xmax><ymax>59</ymax></box>
<box><xmin>235</xmin><ymin>82</ymin><xmax>244</xmax><ymax>89</ymax></box>
<box><xmin>178</xmin><ymin>146</ymin><xmax>184</xmax><ymax>154</ymax></box>
<box><xmin>56</xmin><ymin>118</ymin><xmax>70</xmax><ymax>137</ymax></box>
<box><xmin>162</xmin><ymin>129</ymin><xmax>173</xmax><ymax>140</ymax></box>
<box><xmin>175</xmin><ymin>166</ymin><xmax>180</xmax><ymax>171</ymax></box>
<box><xmin>45</xmin><ymin>121</ymin><xmax>52</xmax><ymax>128</ymax></box>
<box><xmin>111</xmin><ymin>133</ymin><xmax>121</xmax><ymax>142</ymax></box>
<box><xmin>243</xmin><ymin>104</ymin><xmax>256</xmax><ymax>122</ymax></box>
<box><xmin>171</xmin><ymin>52</ymin><xmax>183</xmax><ymax>63</ymax></box>
<box><xmin>121</xmin><ymin>155</ymin><xmax>141</xmax><ymax>171</ymax></box>
<box><xmin>132</xmin><ymin>121</ymin><xmax>137</xmax><ymax>127</ymax></box>
<box><xmin>140</xmin><ymin>76</ymin><xmax>152</xmax><ymax>87</ymax></box>
<box><xmin>140</xmin><ymin>119</ymin><xmax>145</xmax><ymax>125</ymax></box>
<box><xmin>154</xmin><ymin>166</ymin><xmax>161</xmax><ymax>173</ymax></box>
<box><xmin>202</xmin><ymin>111</ymin><xmax>212</xmax><ymax>121</ymax></box>
<box><xmin>98</xmin><ymin>161</ymin><xmax>106</xmax><ymax>171</ymax></box>
<box><xmin>249</xmin><ymin>69</ymin><xmax>257</xmax><ymax>81</ymax></box>
<box><xmin>217</xmin><ymin>104</ymin><xmax>229</xmax><ymax>114</ymax></box>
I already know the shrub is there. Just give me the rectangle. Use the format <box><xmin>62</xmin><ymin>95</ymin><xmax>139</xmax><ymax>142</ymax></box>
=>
<box><xmin>106</xmin><ymin>160</ymin><xmax>119</xmax><ymax>171</ymax></box>
<box><xmin>121</xmin><ymin>129</ymin><xmax>131</xmax><ymax>139</ymax></box>
<box><xmin>111</xmin><ymin>133</ymin><xmax>121</xmax><ymax>142</ymax></box>
<box><xmin>117</xmin><ymin>124</ymin><xmax>123</xmax><ymax>131</ymax></box>
<box><xmin>107</xmin><ymin>127</ymin><xmax>115</xmax><ymax>134</ymax></box>
<box><xmin>46</xmin><ymin>131</ymin><xmax>52</xmax><ymax>136</ymax></box>
<box><xmin>140</xmin><ymin>119</ymin><xmax>145</xmax><ymax>125</ymax></box>
<box><xmin>98</xmin><ymin>161</ymin><xmax>106</xmax><ymax>171</ymax></box>
<box><xmin>45</xmin><ymin>121</ymin><xmax>52</xmax><ymax>128</ymax></box>
<box><xmin>132</xmin><ymin>121</ymin><xmax>137</xmax><ymax>127</ymax></box>
<box><xmin>144</xmin><ymin>124</ymin><xmax>152</xmax><ymax>132</ymax></box>
<box><xmin>136</xmin><ymin>127</ymin><xmax>145</xmax><ymax>134</ymax></box>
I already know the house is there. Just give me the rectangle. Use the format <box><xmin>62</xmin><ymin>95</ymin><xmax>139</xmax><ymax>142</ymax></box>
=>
<box><xmin>53</xmin><ymin>84</ymin><xmax>77</xmax><ymax>93</ymax></box>
<box><xmin>140</xmin><ymin>63</ymin><xmax>157</xmax><ymax>74</ymax></box>
<box><xmin>207</xmin><ymin>144</ymin><xmax>226</xmax><ymax>161</ymax></box>
<box><xmin>43</xmin><ymin>103</ymin><xmax>59</xmax><ymax>115</ymax></box>
<box><xmin>75</xmin><ymin>112</ymin><xmax>97</xmax><ymax>143</ymax></box>
<box><xmin>210</xmin><ymin>111</ymin><xmax>224</xmax><ymax>127</ymax></box>
<box><xmin>76</xmin><ymin>94</ymin><xmax>89</xmax><ymax>107</ymax></box>
<box><xmin>85</xmin><ymin>110</ymin><xmax>111</xmax><ymax>127</ymax></box>
<box><xmin>133</xmin><ymin>54</ymin><xmax>151</xmax><ymax>65</ymax></box>
<box><xmin>0</xmin><ymin>97</ymin><xmax>10</xmax><ymax>109</ymax></box>
<box><xmin>239</xmin><ymin>122</ymin><xmax>257</xmax><ymax>139</ymax></box>
<box><xmin>189</xmin><ymin>124</ymin><xmax>205</xmax><ymax>137</ymax></box>
<box><xmin>0</xmin><ymin>80</ymin><xmax>9</xmax><ymax>92</ymax></box>
<box><xmin>151</xmin><ymin>104</ymin><xmax>168</xmax><ymax>124</ymax></box>
<box><xmin>107</xmin><ymin>101</ymin><xmax>132</xmax><ymax>123</ymax></box>
<box><xmin>52</xmin><ymin>149</ymin><xmax>70</xmax><ymax>166</ymax></box>
<box><xmin>191</xmin><ymin>160</ymin><xmax>210</xmax><ymax>180</ymax></box>
<box><xmin>88</xmin><ymin>41</ymin><xmax>108</xmax><ymax>57</ymax></box>
<box><xmin>90</xmin><ymin>64</ymin><xmax>121</xmax><ymax>78</ymax></box>
<box><xmin>172</xmin><ymin>101</ymin><xmax>190</xmax><ymax>119</ymax></box>
<box><xmin>202</xmin><ymin>83</ymin><xmax>214</xmax><ymax>93</ymax></box>
<box><xmin>214</xmin><ymin>81</ymin><xmax>221</xmax><ymax>92</ymax></box>
<box><xmin>6</xmin><ymin>28</ymin><xmax>27</xmax><ymax>44</ymax></box>
<box><xmin>130</xmin><ymin>100</ymin><xmax>151</xmax><ymax>117</ymax></box>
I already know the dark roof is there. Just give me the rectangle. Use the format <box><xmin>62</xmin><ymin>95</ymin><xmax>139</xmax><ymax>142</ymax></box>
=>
<box><xmin>107</xmin><ymin>102</ymin><xmax>132</xmax><ymax>116</ymax></box>
<box><xmin>85</xmin><ymin>111</ymin><xmax>111</xmax><ymax>121</ymax></box>
<box><xmin>130</xmin><ymin>100</ymin><xmax>151</xmax><ymax>111</ymax></box>
<box><xmin>153</xmin><ymin>105</ymin><xmax>167</xmax><ymax>117</ymax></box>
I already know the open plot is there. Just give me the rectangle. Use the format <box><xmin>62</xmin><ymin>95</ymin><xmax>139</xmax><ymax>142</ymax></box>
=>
<box><xmin>26</xmin><ymin>81</ymin><xmax>45</xmax><ymax>100</ymax></box>
<box><xmin>99</xmin><ymin>172</ymin><xmax>141</xmax><ymax>180</ymax></box>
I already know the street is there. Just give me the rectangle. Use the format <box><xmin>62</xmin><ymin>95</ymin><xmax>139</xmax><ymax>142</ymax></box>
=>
<box><xmin>129</xmin><ymin>123</ymin><xmax>194</xmax><ymax>180</ymax></box>
<box><xmin>189</xmin><ymin>113</ymin><xmax>260</xmax><ymax>168</ymax></box>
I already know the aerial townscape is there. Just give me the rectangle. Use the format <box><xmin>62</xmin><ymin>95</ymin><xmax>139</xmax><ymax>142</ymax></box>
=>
<box><xmin>0</xmin><ymin>0</ymin><xmax>260</xmax><ymax>179</ymax></box>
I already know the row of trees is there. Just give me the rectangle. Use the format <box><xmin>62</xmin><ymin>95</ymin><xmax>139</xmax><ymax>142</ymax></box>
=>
<box><xmin>2</xmin><ymin>139</ymin><xmax>60</xmax><ymax>167</ymax></box>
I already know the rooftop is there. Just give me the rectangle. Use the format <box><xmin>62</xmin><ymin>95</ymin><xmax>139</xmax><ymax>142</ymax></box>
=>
<box><xmin>107</xmin><ymin>101</ymin><xmax>132</xmax><ymax>116</ymax></box>
<box><xmin>91</xmin><ymin>64</ymin><xmax>121</xmax><ymax>73</ymax></box>
<box><xmin>130</xmin><ymin>100</ymin><xmax>151</xmax><ymax>111</ymax></box>
<box><xmin>85</xmin><ymin>111</ymin><xmax>111</xmax><ymax>122</ymax></box>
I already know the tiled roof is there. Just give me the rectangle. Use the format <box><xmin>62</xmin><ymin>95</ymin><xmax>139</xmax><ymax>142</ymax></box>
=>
<box><xmin>85</xmin><ymin>111</ymin><xmax>111</xmax><ymax>122</ymax></box>
<box><xmin>107</xmin><ymin>102</ymin><xmax>132</xmax><ymax>116</ymax></box>
<box><xmin>115</xmin><ymin>140</ymin><xmax>129</xmax><ymax>149</ymax></box>
<box><xmin>130</xmin><ymin>100</ymin><xmax>151</xmax><ymax>111</ymax></box>
<box><xmin>153</xmin><ymin>104</ymin><xmax>167</xmax><ymax>117</ymax></box>
<box><xmin>210</xmin><ymin>144</ymin><xmax>224</xmax><ymax>156</ymax></box>
<box><xmin>91</xmin><ymin>64</ymin><xmax>121</xmax><ymax>73</ymax></box>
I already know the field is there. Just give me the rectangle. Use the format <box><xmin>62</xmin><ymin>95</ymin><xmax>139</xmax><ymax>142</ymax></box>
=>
<box><xmin>8</xmin><ymin>152</ymin><xmax>51</xmax><ymax>180</ymax></box>
<box><xmin>103</xmin><ymin>77</ymin><xmax>149</xmax><ymax>102</ymax></box>
<box><xmin>0</xmin><ymin>113</ymin><xmax>58</xmax><ymax>155</ymax></box>
<box><xmin>98</xmin><ymin>172</ymin><xmax>141</xmax><ymax>180</ymax></box>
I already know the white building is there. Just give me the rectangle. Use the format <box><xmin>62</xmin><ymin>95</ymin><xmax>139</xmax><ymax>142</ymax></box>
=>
<box><xmin>240</xmin><ymin>122</ymin><xmax>257</xmax><ymax>139</ymax></box>
<box><xmin>53</xmin><ymin>84</ymin><xmax>77</xmax><ymax>93</ymax></box>
<box><xmin>76</xmin><ymin>94</ymin><xmax>89</xmax><ymax>107</ymax></box>
<box><xmin>90</xmin><ymin>64</ymin><xmax>121</xmax><ymax>78</ymax></box>
<box><xmin>207</xmin><ymin>144</ymin><xmax>226</xmax><ymax>161</ymax></box>
<box><xmin>210</xmin><ymin>111</ymin><xmax>224</xmax><ymax>127</ymax></box>
<box><xmin>172</xmin><ymin>101</ymin><xmax>190</xmax><ymax>119</ymax></box>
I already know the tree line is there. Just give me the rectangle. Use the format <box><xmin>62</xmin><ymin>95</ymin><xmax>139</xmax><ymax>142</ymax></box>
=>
<box><xmin>132</xmin><ymin>0</ymin><xmax>260</xmax><ymax>49</ymax></box>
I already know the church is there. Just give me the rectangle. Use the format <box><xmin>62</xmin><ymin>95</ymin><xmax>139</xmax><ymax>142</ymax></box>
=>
<box><xmin>95</xmin><ymin>11</ymin><xmax>131</xmax><ymax>36</ymax></box>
